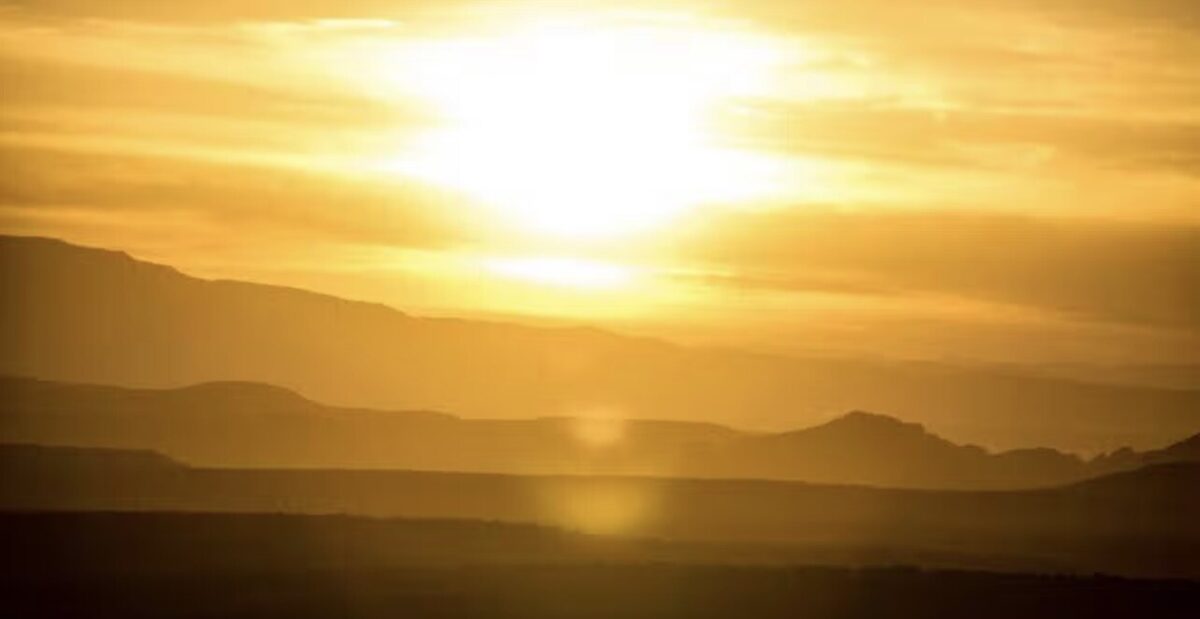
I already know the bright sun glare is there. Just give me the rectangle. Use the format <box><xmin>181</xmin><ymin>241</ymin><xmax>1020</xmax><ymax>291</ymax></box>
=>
<box><xmin>387</xmin><ymin>17</ymin><xmax>784</xmax><ymax>239</ymax></box>
<box><xmin>481</xmin><ymin>255</ymin><xmax>636</xmax><ymax>290</ymax></box>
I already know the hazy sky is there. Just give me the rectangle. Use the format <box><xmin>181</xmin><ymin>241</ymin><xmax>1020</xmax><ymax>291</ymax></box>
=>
<box><xmin>1</xmin><ymin>0</ymin><xmax>1197</xmax><ymax>364</ymax></box>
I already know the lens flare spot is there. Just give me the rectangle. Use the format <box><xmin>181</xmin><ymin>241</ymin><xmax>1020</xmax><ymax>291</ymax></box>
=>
<box><xmin>544</xmin><ymin>481</ymin><xmax>656</xmax><ymax>535</ymax></box>
<box><xmin>572</xmin><ymin>415</ymin><xmax>627</xmax><ymax>448</ymax></box>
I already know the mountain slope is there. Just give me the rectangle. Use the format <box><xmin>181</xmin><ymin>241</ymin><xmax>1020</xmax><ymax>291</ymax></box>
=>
<box><xmin>3</xmin><ymin>234</ymin><xmax>1199</xmax><ymax>453</ymax></box>
<box><xmin>693</xmin><ymin>411</ymin><xmax>1091</xmax><ymax>488</ymax></box>
<box><xmin>0</xmin><ymin>375</ymin><xmax>741</xmax><ymax>476</ymax></box>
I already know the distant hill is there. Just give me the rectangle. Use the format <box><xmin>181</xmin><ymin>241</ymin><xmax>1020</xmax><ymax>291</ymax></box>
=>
<box><xmin>690</xmin><ymin>411</ymin><xmax>1098</xmax><ymax>488</ymax></box>
<box><xmin>2</xmin><ymin>234</ymin><xmax>1199</xmax><ymax>453</ymax></box>
<box><xmin>1146</xmin><ymin>434</ymin><xmax>1200</xmax><ymax>463</ymax></box>
<box><xmin>6</xmin><ymin>376</ymin><xmax>1197</xmax><ymax>488</ymax></box>
<box><xmin>0</xmin><ymin>375</ymin><xmax>737</xmax><ymax>479</ymax></box>
<box><xmin>3</xmin><ymin>443</ymin><xmax>1198</xmax><ymax>580</ymax></box>
<box><xmin>0</xmin><ymin>442</ymin><xmax>181</xmax><ymax>472</ymax></box>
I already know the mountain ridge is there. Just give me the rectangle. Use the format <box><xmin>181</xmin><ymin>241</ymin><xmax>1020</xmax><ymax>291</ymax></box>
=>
<box><xmin>3</xmin><ymin>234</ymin><xmax>1199</xmax><ymax>453</ymax></box>
<box><xmin>4</xmin><ymin>374</ymin><xmax>1196</xmax><ymax>489</ymax></box>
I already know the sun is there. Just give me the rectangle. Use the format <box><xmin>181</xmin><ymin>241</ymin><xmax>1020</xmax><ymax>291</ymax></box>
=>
<box><xmin>385</xmin><ymin>16</ymin><xmax>784</xmax><ymax>239</ymax></box>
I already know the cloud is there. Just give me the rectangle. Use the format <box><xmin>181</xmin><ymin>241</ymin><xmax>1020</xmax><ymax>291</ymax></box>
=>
<box><xmin>0</xmin><ymin>146</ymin><xmax>476</xmax><ymax>250</ymax></box>
<box><xmin>672</xmin><ymin>210</ymin><xmax>1200</xmax><ymax>331</ymax></box>
<box><xmin>0</xmin><ymin>55</ymin><xmax>419</xmax><ymax>128</ymax></box>
<box><xmin>727</xmin><ymin>100</ymin><xmax>1200</xmax><ymax>177</ymax></box>
<box><xmin>0</xmin><ymin>1</ymin><xmax>454</xmax><ymax>24</ymax></box>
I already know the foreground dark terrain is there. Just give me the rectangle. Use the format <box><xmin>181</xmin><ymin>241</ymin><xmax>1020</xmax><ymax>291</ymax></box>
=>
<box><xmin>6</xmin><ymin>511</ymin><xmax>1199</xmax><ymax>619</ymax></box>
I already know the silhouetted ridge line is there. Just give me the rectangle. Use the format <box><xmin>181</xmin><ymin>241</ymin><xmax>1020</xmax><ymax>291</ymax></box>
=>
<box><xmin>0</xmin><ymin>442</ymin><xmax>182</xmax><ymax>470</ymax></box>
<box><xmin>3</xmin><ymin>234</ymin><xmax>1199</xmax><ymax>457</ymax></box>
<box><xmin>804</xmin><ymin>410</ymin><xmax>929</xmax><ymax>436</ymax></box>
<box><xmin>4</xmin><ymin>375</ymin><xmax>1197</xmax><ymax>489</ymax></box>
<box><xmin>171</xmin><ymin>380</ymin><xmax>318</xmax><ymax>407</ymax></box>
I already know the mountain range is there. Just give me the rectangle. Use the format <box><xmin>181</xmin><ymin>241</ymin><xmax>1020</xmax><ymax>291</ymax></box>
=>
<box><xmin>3</xmin><ymin>375</ymin><xmax>1196</xmax><ymax>489</ymax></box>
<box><xmin>2</xmin><ymin>235</ymin><xmax>1198</xmax><ymax>454</ymax></box>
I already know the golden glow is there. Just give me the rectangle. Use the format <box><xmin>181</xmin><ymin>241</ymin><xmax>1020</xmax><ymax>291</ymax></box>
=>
<box><xmin>570</xmin><ymin>412</ymin><xmax>627</xmax><ymax>448</ymax></box>
<box><xmin>542</xmin><ymin>481</ymin><xmax>656</xmax><ymax>535</ymax></box>
<box><xmin>4</xmin><ymin>3</ymin><xmax>1196</xmax><ymax>368</ymax></box>
<box><xmin>481</xmin><ymin>256</ymin><xmax>638</xmax><ymax>290</ymax></box>
<box><xmin>386</xmin><ymin>17</ymin><xmax>786</xmax><ymax>239</ymax></box>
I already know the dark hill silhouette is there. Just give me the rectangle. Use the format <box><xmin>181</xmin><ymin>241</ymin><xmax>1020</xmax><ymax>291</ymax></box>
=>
<box><xmin>0</xmin><ymin>375</ymin><xmax>735</xmax><ymax>478</ymax></box>
<box><xmin>5</xmin><ymin>376</ymin><xmax>1195</xmax><ymax>488</ymax></box>
<box><xmin>1145</xmin><ymin>433</ymin><xmax>1200</xmax><ymax>463</ymax></box>
<box><xmin>691</xmin><ymin>411</ymin><xmax>1094</xmax><ymax>488</ymax></box>
<box><xmin>3</xmin><ymin>235</ymin><xmax>1199</xmax><ymax>454</ymax></box>
<box><xmin>3</xmin><ymin>443</ymin><xmax>1198</xmax><ymax>579</ymax></box>
<box><xmin>1062</xmin><ymin>461</ymin><xmax>1200</xmax><ymax>501</ymax></box>
<box><xmin>0</xmin><ymin>442</ymin><xmax>181</xmax><ymax>473</ymax></box>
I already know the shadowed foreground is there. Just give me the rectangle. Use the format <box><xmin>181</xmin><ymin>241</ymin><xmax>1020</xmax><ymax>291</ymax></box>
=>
<box><xmin>13</xmin><ymin>566</ymin><xmax>1200</xmax><ymax>619</ymax></box>
<box><xmin>5</xmin><ymin>512</ymin><xmax>1199</xmax><ymax>619</ymax></box>
<box><xmin>6</xmin><ymin>444</ymin><xmax>1199</xmax><ymax>579</ymax></box>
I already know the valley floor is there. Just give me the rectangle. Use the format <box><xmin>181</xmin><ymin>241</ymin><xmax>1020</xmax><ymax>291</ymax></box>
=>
<box><xmin>5</xmin><ymin>511</ymin><xmax>1200</xmax><ymax>618</ymax></box>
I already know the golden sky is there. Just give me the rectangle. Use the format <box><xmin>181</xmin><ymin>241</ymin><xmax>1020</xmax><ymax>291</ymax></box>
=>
<box><xmin>1</xmin><ymin>0</ymin><xmax>1198</xmax><ymax>364</ymax></box>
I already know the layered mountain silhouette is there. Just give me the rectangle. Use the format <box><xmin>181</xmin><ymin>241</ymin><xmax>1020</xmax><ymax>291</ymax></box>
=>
<box><xmin>3</xmin><ymin>234</ymin><xmax>1199</xmax><ymax>453</ymax></box>
<box><xmin>4</xmin><ymin>442</ymin><xmax>1198</xmax><ymax>579</ymax></box>
<box><xmin>4</xmin><ymin>376</ymin><xmax>1196</xmax><ymax>489</ymax></box>
<box><xmin>686</xmin><ymin>411</ymin><xmax>1100</xmax><ymax>488</ymax></box>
